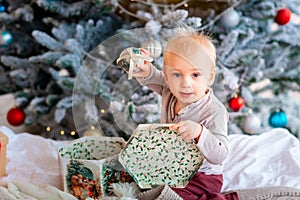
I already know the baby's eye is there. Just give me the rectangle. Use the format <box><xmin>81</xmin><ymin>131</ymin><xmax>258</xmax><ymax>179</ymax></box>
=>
<box><xmin>173</xmin><ymin>73</ymin><xmax>180</xmax><ymax>77</ymax></box>
<box><xmin>192</xmin><ymin>73</ymin><xmax>201</xmax><ymax>78</ymax></box>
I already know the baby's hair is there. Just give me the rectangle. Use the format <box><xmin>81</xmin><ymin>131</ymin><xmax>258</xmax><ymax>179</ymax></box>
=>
<box><xmin>164</xmin><ymin>25</ymin><xmax>217</xmax><ymax>86</ymax></box>
<box><xmin>165</xmin><ymin>25</ymin><xmax>216</xmax><ymax>67</ymax></box>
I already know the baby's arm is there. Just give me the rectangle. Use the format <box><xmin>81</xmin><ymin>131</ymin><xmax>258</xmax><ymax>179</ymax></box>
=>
<box><xmin>136</xmin><ymin>64</ymin><xmax>167</xmax><ymax>96</ymax></box>
<box><xmin>196</xmin><ymin>123</ymin><xmax>229</xmax><ymax>165</ymax></box>
<box><xmin>171</xmin><ymin>110</ymin><xmax>229</xmax><ymax>165</ymax></box>
<box><xmin>135</xmin><ymin>48</ymin><xmax>167</xmax><ymax>95</ymax></box>
<box><xmin>196</xmin><ymin>108</ymin><xmax>229</xmax><ymax>165</ymax></box>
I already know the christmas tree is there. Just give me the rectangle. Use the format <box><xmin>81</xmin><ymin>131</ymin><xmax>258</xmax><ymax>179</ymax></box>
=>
<box><xmin>1</xmin><ymin>0</ymin><xmax>124</xmax><ymax>139</ymax></box>
<box><xmin>211</xmin><ymin>0</ymin><xmax>300</xmax><ymax>137</ymax></box>
<box><xmin>1</xmin><ymin>0</ymin><xmax>300</xmax><ymax>140</ymax></box>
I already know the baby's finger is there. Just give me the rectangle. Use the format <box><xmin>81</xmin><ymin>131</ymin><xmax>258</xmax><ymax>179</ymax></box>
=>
<box><xmin>139</xmin><ymin>48</ymin><xmax>151</xmax><ymax>56</ymax></box>
<box><xmin>180</xmin><ymin>130</ymin><xmax>189</xmax><ymax>138</ymax></box>
<box><xmin>136</xmin><ymin>64</ymin><xmax>146</xmax><ymax>70</ymax></box>
<box><xmin>169</xmin><ymin>125</ymin><xmax>177</xmax><ymax>131</ymax></box>
<box><xmin>180</xmin><ymin>131</ymin><xmax>193</xmax><ymax>141</ymax></box>
<box><xmin>131</xmin><ymin>73</ymin><xmax>144</xmax><ymax>78</ymax></box>
<box><xmin>178</xmin><ymin>125</ymin><xmax>188</xmax><ymax>134</ymax></box>
<box><xmin>170</xmin><ymin>122</ymin><xmax>181</xmax><ymax>130</ymax></box>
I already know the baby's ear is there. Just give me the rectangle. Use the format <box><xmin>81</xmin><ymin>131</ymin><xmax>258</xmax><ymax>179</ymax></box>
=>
<box><xmin>208</xmin><ymin>67</ymin><xmax>216</xmax><ymax>86</ymax></box>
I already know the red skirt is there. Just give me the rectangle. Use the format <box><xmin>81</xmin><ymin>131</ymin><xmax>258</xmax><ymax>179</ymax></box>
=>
<box><xmin>172</xmin><ymin>172</ymin><xmax>239</xmax><ymax>200</ymax></box>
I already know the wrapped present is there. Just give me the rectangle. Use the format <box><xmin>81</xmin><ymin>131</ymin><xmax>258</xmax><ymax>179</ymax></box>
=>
<box><xmin>0</xmin><ymin>131</ymin><xmax>8</xmax><ymax>177</ymax></box>
<box><xmin>119</xmin><ymin>124</ymin><xmax>204</xmax><ymax>189</ymax></box>
<box><xmin>116</xmin><ymin>47</ymin><xmax>153</xmax><ymax>80</ymax></box>
<box><xmin>58</xmin><ymin>136</ymin><xmax>133</xmax><ymax>200</ymax></box>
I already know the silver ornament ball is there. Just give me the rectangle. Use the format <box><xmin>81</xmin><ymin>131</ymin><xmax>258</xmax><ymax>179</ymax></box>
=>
<box><xmin>142</xmin><ymin>38</ymin><xmax>162</xmax><ymax>58</ymax></box>
<box><xmin>219</xmin><ymin>8</ymin><xmax>240</xmax><ymax>29</ymax></box>
<box><xmin>242</xmin><ymin>114</ymin><xmax>262</xmax><ymax>134</ymax></box>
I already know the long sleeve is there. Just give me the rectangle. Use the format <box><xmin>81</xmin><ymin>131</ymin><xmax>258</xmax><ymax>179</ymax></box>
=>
<box><xmin>136</xmin><ymin>64</ymin><xmax>167</xmax><ymax>96</ymax></box>
<box><xmin>195</xmin><ymin>101</ymin><xmax>229</xmax><ymax>165</ymax></box>
<box><xmin>196</xmin><ymin>123</ymin><xmax>229</xmax><ymax>165</ymax></box>
<box><xmin>172</xmin><ymin>90</ymin><xmax>229</xmax><ymax>174</ymax></box>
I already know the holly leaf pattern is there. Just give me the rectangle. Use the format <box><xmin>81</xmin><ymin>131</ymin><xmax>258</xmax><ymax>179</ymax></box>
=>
<box><xmin>119</xmin><ymin>124</ymin><xmax>204</xmax><ymax>189</ymax></box>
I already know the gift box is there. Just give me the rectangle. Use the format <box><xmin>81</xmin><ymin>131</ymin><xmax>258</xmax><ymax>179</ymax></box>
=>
<box><xmin>58</xmin><ymin>136</ymin><xmax>133</xmax><ymax>199</ymax></box>
<box><xmin>119</xmin><ymin>124</ymin><xmax>204</xmax><ymax>189</ymax></box>
<box><xmin>0</xmin><ymin>131</ymin><xmax>9</xmax><ymax>177</ymax></box>
<box><xmin>116</xmin><ymin>47</ymin><xmax>153</xmax><ymax>79</ymax></box>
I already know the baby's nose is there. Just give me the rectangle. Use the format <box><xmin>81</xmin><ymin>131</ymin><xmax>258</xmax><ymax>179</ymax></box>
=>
<box><xmin>181</xmin><ymin>77</ymin><xmax>192</xmax><ymax>87</ymax></box>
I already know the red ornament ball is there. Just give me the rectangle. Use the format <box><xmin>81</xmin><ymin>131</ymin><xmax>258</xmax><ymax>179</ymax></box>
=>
<box><xmin>228</xmin><ymin>96</ymin><xmax>245</xmax><ymax>112</ymax></box>
<box><xmin>6</xmin><ymin>107</ymin><xmax>26</xmax><ymax>126</ymax></box>
<box><xmin>274</xmin><ymin>8</ymin><xmax>291</xmax><ymax>25</ymax></box>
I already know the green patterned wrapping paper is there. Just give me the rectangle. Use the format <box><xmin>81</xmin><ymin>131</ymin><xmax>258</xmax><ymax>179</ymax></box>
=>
<box><xmin>58</xmin><ymin>136</ymin><xmax>133</xmax><ymax>199</ymax></box>
<box><xmin>58</xmin><ymin>137</ymin><xmax>125</xmax><ymax>160</ymax></box>
<box><xmin>119</xmin><ymin>124</ymin><xmax>204</xmax><ymax>189</ymax></box>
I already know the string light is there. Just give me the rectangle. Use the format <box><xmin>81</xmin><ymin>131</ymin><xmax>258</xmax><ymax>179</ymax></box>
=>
<box><xmin>43</xmin><ymin>123</ymin><xmax>82</xmax><ymax>138</ymax></box>
<box><xmin>45</xmin><ymin>125</ymin><xmax>78</xmax><ymax>137</ymax></box>
<box><xmin>70</xmin><ymin>131</ymin><xmax>76</xmax><ymax>136</ymax></box>
<box><xmin>184</xmin><ymin>3</ymin><xmax>189</xmax><ymax>8</ymax></box>
<box><xmin>46</xmin><ymin>126</ymin><xmax>51</xmax><ymax>132</ymax></box>
<box><xmin>100</xmin><ymin>109</ymin><xmax>105</xmax><ymax>113</ymax></box>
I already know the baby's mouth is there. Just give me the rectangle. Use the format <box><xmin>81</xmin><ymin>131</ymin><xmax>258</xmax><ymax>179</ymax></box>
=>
<box><xmin>179</xmin><ymin>92</ymin><xmax>193</xmax><ymax>97</ymax></box>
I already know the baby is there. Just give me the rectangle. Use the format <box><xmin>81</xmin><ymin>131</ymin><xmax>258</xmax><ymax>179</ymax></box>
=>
<box><xmin>118</xmin><ymin>27</ymin><xmax>238</xmax><ymax>199</ymax></box>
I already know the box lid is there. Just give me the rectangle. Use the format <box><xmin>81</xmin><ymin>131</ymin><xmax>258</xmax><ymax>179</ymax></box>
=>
<box><xmin>0</xmin><ymin>131</ymin><xmax>9</xmax><ymax>145</ymax></box>
<box><xmin>119</xmin><ymin>124</ymin><xmax>204</xmax><ymax>189</ymax></box>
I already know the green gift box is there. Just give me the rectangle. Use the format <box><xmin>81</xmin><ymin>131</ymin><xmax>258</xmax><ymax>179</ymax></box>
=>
<box><xmin>58</xmin><ymin>136</ymin><xmax>133</xmax><ymax>199</ymax></box>
<box><xmin>119</xmin><ymin>124</ymin><xmax>204</xmax><ymax>189</ymax></box>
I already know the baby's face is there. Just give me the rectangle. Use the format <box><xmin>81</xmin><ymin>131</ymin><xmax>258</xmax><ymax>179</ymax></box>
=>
<box><xmin>164</xmin><ymin>52</ymin><xmax>209</xmax><ymax>108</ymax></box>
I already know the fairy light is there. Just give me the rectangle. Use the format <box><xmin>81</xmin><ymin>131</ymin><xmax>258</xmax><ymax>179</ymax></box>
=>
<box><xmin>70</xmin><ymin>131</ymin><xmax>76</xmax><ymax>136</ymax></box>
<box><xmin>100</xmin><ymin>109</ymin><xmax>105</xmax><ymax>113</ymax></box>
<box><xmin>91</xmin><ymin>125</ymin><xmax>95</xmax><ymax>130</ymax></box>
<box><xmin>184</xmin><ymin>3</ymin><xmax>189</xmax><ymax>7</ymax></box>
<box><xmin>43</xmin><ymin>124</ymin><xmax>81</xmax><ymax>138</ymax></box>
<box><xmin>46</xmin><ymin>126</ymin><xmax>51</xmax><ymax>132</ymax></box>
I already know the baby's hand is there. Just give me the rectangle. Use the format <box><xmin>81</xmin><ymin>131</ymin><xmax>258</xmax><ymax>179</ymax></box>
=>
<box><xmin>170</xmin><ymin>120</ymin><xmax>202</xmax><ymax>142</ymax></box>
<box><xmin>117</xmin><ymin>47</ymin><xmax>152</xmax><ymax>79</ymax></box>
